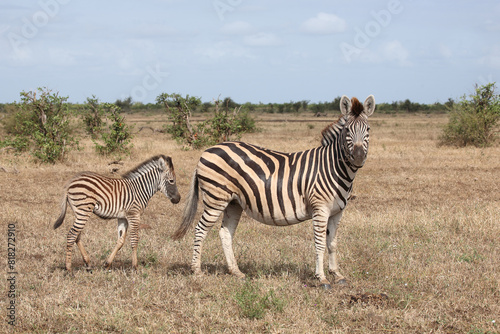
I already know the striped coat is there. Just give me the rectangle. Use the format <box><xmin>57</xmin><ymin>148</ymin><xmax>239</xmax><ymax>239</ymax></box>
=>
<box><xmin>54</xmin><ymin>155</ymin><xmax>180</xmax><ymax>272</ymax></box>
<box><xmin>173</xmin><ymin>95</ymin><xmax>374</xmax><ymax>288</ymax></box>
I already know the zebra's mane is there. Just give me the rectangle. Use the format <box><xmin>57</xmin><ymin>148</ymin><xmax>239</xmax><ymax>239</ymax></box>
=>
<box><xmin>122</xmin><ymin>155</ymin><xmax>169</xmax><ymax>180</ymax></box>
<box><xmin>350</xmin><ymin>97</ymin><xmax>364</xmax><ymax>117</ymax></box>
<box><xmin>320</xmin><ymin>116</ymin><xmax>346</xmax><ymax>146</ymax></box>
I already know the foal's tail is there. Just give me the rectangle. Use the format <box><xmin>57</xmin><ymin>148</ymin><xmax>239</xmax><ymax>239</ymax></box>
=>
<box><xmin>53</xmin><ymin>193</ymin><xmax>68</xmax><ymax>230</ymax></box>
<box><xmin>171</xmin><ymin>170</ymin><xmax>199</xmax><ymax>240</ymax></box>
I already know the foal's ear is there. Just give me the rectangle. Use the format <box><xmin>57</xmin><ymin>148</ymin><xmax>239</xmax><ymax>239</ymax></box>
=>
<box><xmin>340</xmin><ymin>95</ymin><xmax>351</xmax><ymax>115</ymax></box>
<box><xmin>363</xmin><ymin>95</ymin><xmax>375</xmax><ymax>117</ymax></box>
<box><xmin>163</xmin><ymin>155</ymin><xmax>173</xmax><ymax>169</ymax></box>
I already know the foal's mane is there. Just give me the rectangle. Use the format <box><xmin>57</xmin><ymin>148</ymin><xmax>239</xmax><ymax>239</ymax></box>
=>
<box><xmin>122</xmin><ymin>155</ymin><xmax>170</xmax><ymax>179</ymax></box>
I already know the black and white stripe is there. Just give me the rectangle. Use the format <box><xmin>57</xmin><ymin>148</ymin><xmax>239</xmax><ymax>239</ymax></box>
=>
<box><xmin>173</xmin><ymin>95</ymin><xmax>375</xmax><ymax>287</ymax></box>
<box><xmin>54</xmin><ymin>155</ymin><xmax>180</xmax><ymax>271</ymax></box>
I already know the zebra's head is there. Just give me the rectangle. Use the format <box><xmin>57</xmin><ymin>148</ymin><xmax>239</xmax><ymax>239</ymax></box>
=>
<box><xmin>340</xmin><ymin>95</ymin><xmax>375</xmax><ymax>168</ymax></box>
<box><xmin>159</xmin><ymin>156</ymin><xmax>181</xmax><ymax>204</ymax></box>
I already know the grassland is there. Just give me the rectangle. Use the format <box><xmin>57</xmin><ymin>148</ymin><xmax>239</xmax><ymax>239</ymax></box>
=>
<box><xmin>0</xmin><ymin>112</ymin><xmax>499</xmax><ymax>333</ymax></box>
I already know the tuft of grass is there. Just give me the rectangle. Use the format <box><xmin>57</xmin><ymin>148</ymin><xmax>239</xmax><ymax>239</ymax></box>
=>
<box><xmin>233</xmin><ymin>280</ymin><xmax>286</xmax><ymax>319</ymax></box>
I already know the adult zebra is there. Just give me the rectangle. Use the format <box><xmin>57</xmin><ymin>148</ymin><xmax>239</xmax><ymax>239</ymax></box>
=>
<box><xmin>54</xmin><ymin>155</ymin><xmax>181</xmax><ymax>272</ymax></box>
<box><xmin>172</xmin><ymin>95</ymin><xmax>374</xmax><ymax>288</ymax></box>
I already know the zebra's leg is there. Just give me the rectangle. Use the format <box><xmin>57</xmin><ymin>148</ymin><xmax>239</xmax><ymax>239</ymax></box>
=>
<box><xmin>312</xmin><ymin>209</ymin><xmax>331</xmax><ymax>288</ymax></box>
<box><xmin>327</xmin><ymin>211</ymin><xmax>347</xmax><ymax>285</ymax></box>
<box><xmin>219</xmin><ymin>202</ymin><xmax>244</xmax><ymax>278</ymax></box>
<box><xmin>104</xmin><ymin>218</ymin><xmax>128</xmax><ymax>269</ymax></box>
<box><xmin>75</xmin><ymin>233</ymin><xmax>92</xmax><ymax>271</ymax></box>
<box><xmin>127</xmin><ymin>213</ymin><xmax>141</xmax><ymax>270</ymax></box>
<box><xmin>192</xmin><ymin>205</ymin><xmax>226</xmax><ymax>276</ymax></box>
<box><xmin>65</xmin><ymin>206</ymin><xmax>93</xmax><ymax>272</ymax></box>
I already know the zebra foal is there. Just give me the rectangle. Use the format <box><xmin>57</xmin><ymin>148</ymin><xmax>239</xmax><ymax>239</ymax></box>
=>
<box><xmin>54</xmin><ymin>155</ymin><xmax>181</xmax><ymax>272</ymax></box>
<box><xmin>172</xmin><ymin>95</ymin><xmax>375</xmax><ymax>288</ymax></box>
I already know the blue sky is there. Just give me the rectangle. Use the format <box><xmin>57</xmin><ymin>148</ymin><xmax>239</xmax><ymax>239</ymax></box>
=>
<box><xmin>1</xmin><ymin>0</ymin><xmax>499</xmax><ymax>104</ymax></box>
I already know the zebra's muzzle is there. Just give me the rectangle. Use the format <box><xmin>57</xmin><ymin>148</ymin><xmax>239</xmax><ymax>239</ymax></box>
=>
<box><xmin>170</xmin><ymin>194</ymin><xmax>181</xmax><ymax>204</ymax></box>
<box><xmin>351</xmin><ymin>143</ymin><xmax>366</xmax><ymax>168</ymax></box>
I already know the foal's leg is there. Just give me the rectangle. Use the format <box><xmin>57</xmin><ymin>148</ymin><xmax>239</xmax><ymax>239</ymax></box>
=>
<box><xmin>65</xmin><ymin>204</ymin><xmax>94</xmax><ymax>272</ymax></box>
<box><xmin>127</xmin><ymin>213</ymin><xmax>141</xmax><ymax>270</ymax></box>
<box><xmin>219</xmin><ymin>202</ymin><xmax>244</xmax><ymax>278</ymax></box>
<box><xmin>75</xmin><ymin>233</ymin><xmax>92</xmax><ymax>271</ymax></box>
<box><xmin>104</xmin><ymin>218</ymin><xmax>128</xmax><ymax>269</ymax></box>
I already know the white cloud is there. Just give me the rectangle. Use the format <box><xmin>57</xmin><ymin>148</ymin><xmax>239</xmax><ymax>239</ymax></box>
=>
<box><xmin>244</xmin><ymin>33</ymin><xmax>281</xmax><ymax>47</ymax></box>
<box><xmin>479</xmin><ymin>45</ymin><xmax>500</xmax><ymax>70</ymax></box>
<box><xmin>382</xmin><ymin>40</ymin><xmax>411</xmax><ymax>66</ymax></box>
<box><xmin>48</xmin><ymin>48</ymin><xmax>76</xmax><ymax>66</ymax></box>
<box><xmin>438</xmin><ymin>44</ymin><xmax>452</xmax><ymax>59</ymax></box>
<box><xmin>301</xmin><ymin>12</ymin><xmax>346</xmax><ymax>34</ymax></box>
<box><xmin>197</xmin><ymin>41</ymin><xmax>253</xmax><ymax>60</ymax></box>
<box><xmin>353</xmin><ymin>40</ymin><xmax>411</xmax><ymax>66</ymax></box>
<box><xmin>220</xmin><ymin>21</ymin><xmax>254</xmax><ymax>35</ymax></box>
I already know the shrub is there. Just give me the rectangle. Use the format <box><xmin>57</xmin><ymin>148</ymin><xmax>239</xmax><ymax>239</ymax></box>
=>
<box><xmin>233</xmin><ymin>281</ymin><xmax>285</xmax><ymax>320</ymax></box>
<box><xmin>82</xmin><ymin>95</ymin><xmax>105</xmax><ymax>138</ymax></box>
<box><xmin>234</xmin><ymin>109</ymin><xmax>256</xmax><ymax>134</ymax></box>
<box><xmin>0</xmin><ymin>88</ymin><xmax>78</xmax><ymax>163</ymax></box>
<box><xmin>440</xmin><ymin>83</ymin><xmax>500</xmax><ymax>147</ymax></box>
<box><xmin>156</xmin><ymin>93</ymin><xmax>202</xmax><ymax>147</ymax></box>
<box><xmin>157</xmin><ymin>93</ymin><xmax>256</xmax><ymax>149</ymax></box>
<box><xmin>93</xmin><ymin>103</ymin><xmax>133</xmax><ymax>156</ymax></box>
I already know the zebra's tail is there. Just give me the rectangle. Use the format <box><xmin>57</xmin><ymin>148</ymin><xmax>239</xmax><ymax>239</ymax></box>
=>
<box><xmin>53</xmin><ymin>193</ymin><xmax>68</xmax><ymax>230</ymax></box>
<box><xmin>172</xmin><ymin>170</ymin><xmax>199</xmax><ymax>240</ymax></box>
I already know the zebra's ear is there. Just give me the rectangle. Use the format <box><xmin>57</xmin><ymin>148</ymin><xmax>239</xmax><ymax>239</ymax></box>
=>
<box><xmin>363</xmin><ymin>95</ymin><xmax>375</xmax><ymax>117</ymax></box>
<box><xmin>340</xmin><ymin>95</ymin><xmax>351</xmax><ymax>115</ymax></box>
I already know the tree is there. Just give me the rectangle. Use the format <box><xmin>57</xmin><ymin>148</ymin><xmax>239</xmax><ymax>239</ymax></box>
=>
<box><xmin>82</xmin><ymin>95</ymin><xmax>105</xmax><ymax>138</ymax></box>
<box><xmin>0</xmin><ymin>87</ymin><xmax>78</xmax><ymax>163</ymax></box>
<box><xmin>156</xmin><ymin>93</ymin><xmax>201</xmax><ymax>146</ymax></box>
<box><xmin>292</xmin><ymin>101</ymin><xmax>302</xmax><ymax>113</ymax></box>
<box><xmin>93</xmin><ymin>103</ymin><xmax>134</xmax><ymax>156</ymax></box>
<box><xmin>115</xmin><ymin>96</ymin><xmax>133</xmax><ymax>111</ymax></box>
<box><xmin>440</xmin><ymin>83</ymin><xmax>500</xmax><ymax>147</ymax></box>
<box><xmin>156</xmin><ymin>93</ymin><xmax>255</xmax><ymax>149</ymax></box>
<box><xmin>223</xmin><ymin>97</ymin><xmax>239</xmax><ymax>110</ymax></box>
<box><xmin>301</xmin><ymin>100</ymin><xmax>310</xmax><ymax>111</ymax></box>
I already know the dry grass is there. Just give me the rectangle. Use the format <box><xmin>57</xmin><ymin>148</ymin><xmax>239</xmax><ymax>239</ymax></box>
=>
<box><xmin>1</xmin><ymin>113</ymin><xmax>499</xmax><ymax>333</ymax></box>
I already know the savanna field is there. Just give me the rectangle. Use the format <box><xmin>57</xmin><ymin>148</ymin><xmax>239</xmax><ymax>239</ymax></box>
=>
<box><xmin>0</xmin><ymin>112</ymin><xmax>499</xmax><ymax>333</ymax></box>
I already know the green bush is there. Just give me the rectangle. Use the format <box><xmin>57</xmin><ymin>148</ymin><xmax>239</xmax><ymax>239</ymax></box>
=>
<box><xmin>440</xmin><ymin>83</ymin><xmax>500</xmax><ymax>147</ymax></box>
<box><xmin>157</xmin><ymin>93</ymin><xmax>256</xmax><ymax>149</ymax></box>
<box><xmin>156</xmin><ymin>93</ymin><xmax>202</xmax><ymax>147</ymax></box>
<box><xmin>0</xmin><ymin>88</ymin><xmax>78</xmax><ymax>163</ymax></box>
<box><xmin>233</xmin><ymin>281</ymin><xmax>285</xmax><ymax>320</ymax></box>
<box><xmin>234</xmin><ymin>109</ymin><xmax>256</xmax><ymax>134</ymax></box>
<box><xmin>93</xmin><ymin>103</ymin><xmax>133</xmax><ymax>156</ymax></box>
<box><xmin>82</xmin><ymin>95</ymin><xmax>105</xmax><ymax>138</ymax></box>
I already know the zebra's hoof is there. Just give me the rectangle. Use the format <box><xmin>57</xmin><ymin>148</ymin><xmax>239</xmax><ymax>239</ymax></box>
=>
<box><xmin>320</xmin><ymin>283</ymin><xmax>332</xmax><ymax>290</ymax></box>
<box><xmin>337</xmin><ymin>279</ymin><xmax>348</xmax><ymax>286</ymax></box>
<box><xmin>64</xmin><ymin>270</ymin><xmax>75</xmax><ymax>277</ymax></box>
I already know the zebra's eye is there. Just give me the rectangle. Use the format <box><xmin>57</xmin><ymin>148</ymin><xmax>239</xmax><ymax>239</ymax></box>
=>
<box><xmin>167</xmin><ymin>178</ymin><xmax>175</xmax><ymax>185</ymax></box>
